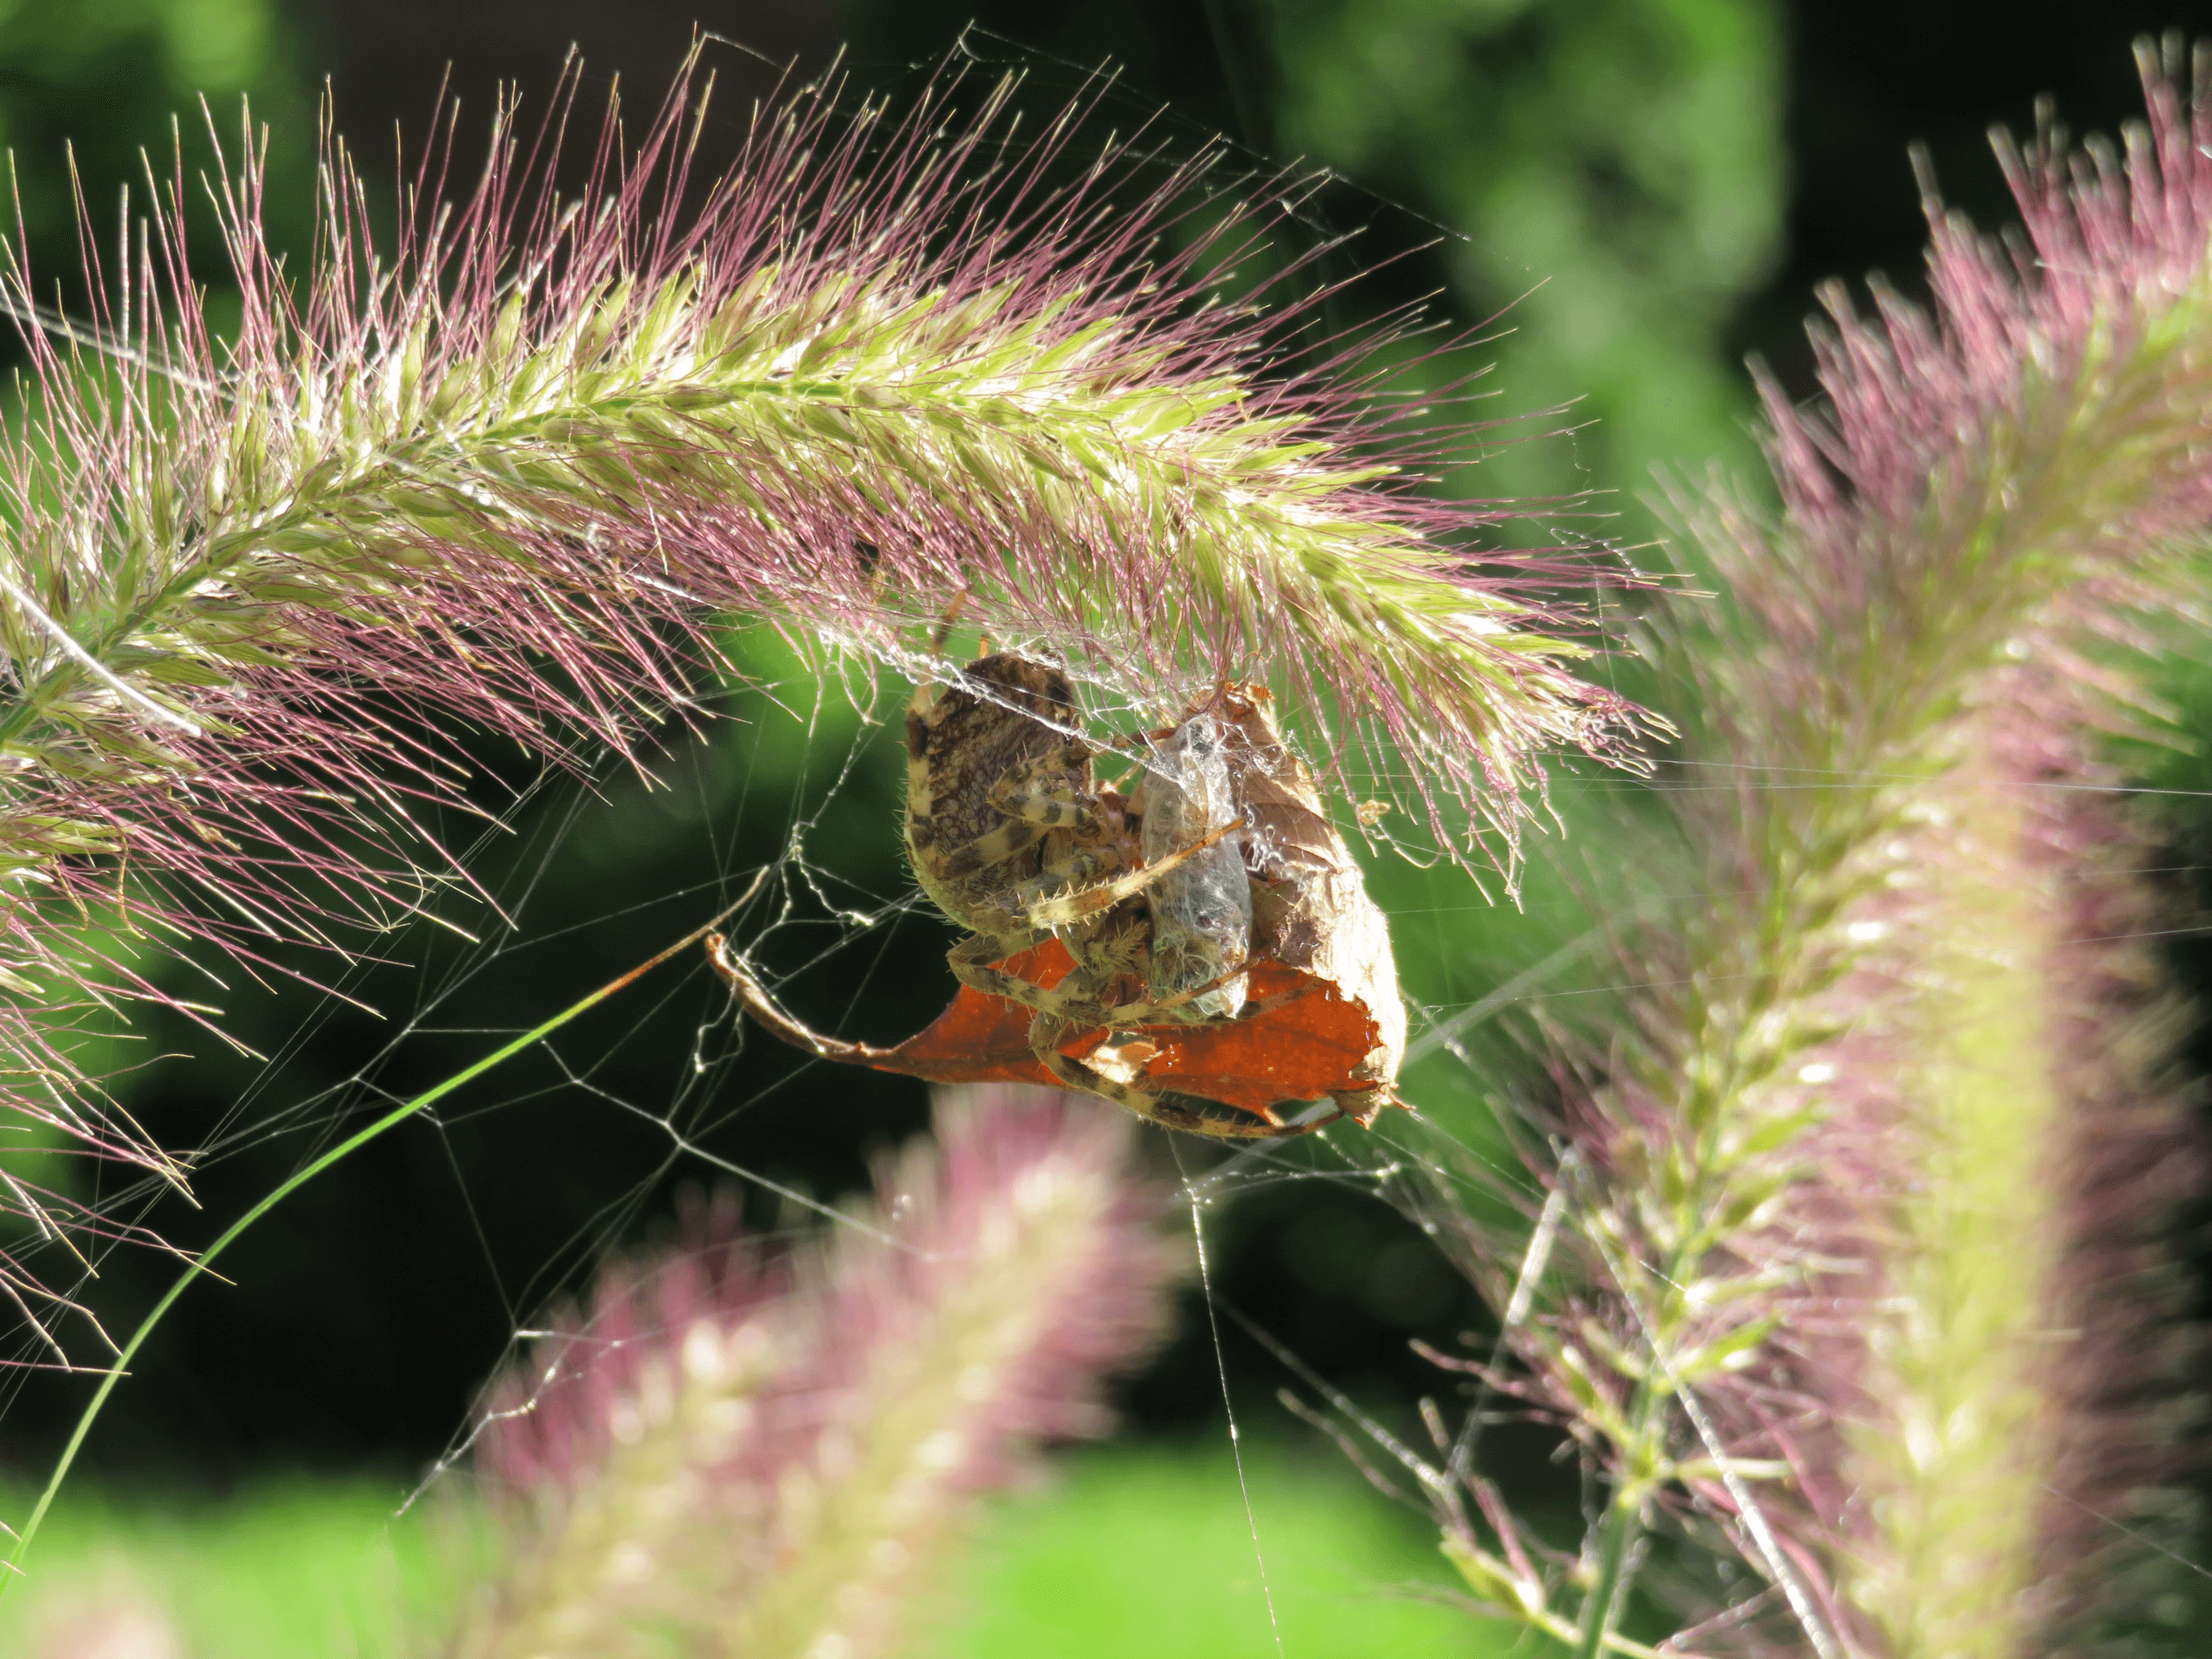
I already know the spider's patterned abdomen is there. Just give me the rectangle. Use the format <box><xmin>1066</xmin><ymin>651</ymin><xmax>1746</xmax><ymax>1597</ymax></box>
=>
<box><xmin>904</xmin><ymin>652</ymin><xmax>1080</xmax><ymax>930</ymax></box>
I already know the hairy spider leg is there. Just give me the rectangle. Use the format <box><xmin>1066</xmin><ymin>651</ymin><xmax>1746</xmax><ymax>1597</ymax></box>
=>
<box><xmin>927</xmin><ymin>742</ymin><xmax>1103</xmax><ymax>883</ymax></box>
<box><xmin>941</xmin><ymin>815</ymin><xmax>1245</xmax><ymax>1010</ymax></box>
<box><xmin>930</xmin><ymin>747</ymin><xmax>1241</xmax><ymax>935</ymax></box>
<box><xmin>1026</xmin><ymin>974</ymin><xmax>1327</xmax><ymax>1142</ymax></box>
<box><xmin>1036</xmin><ymin>961</ymin><xmax>1279</xmax><ymax>1031</ymax></box>
<box><xmin>1020</xmin><ymin>816</ymin><xmax>1243</xmax><ymax>930</ymax></box>
<box><xmin>952</xmin><ymin>944</ymin><xmax>1248</xmax><ymax>1031</ymax></box>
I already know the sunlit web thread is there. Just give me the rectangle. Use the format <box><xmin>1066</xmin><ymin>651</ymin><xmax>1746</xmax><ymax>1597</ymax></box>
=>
<box><xmin>0</xmin><ymin>676</ymin><xmax>914</xmax><ymax>1359</ymax></box>
<box><xmin>1173</xmin><ymin>1138</ymin><xmax>1287</xmax><ymax>1659</ymax></box>
<box><xmin>2037</xmin><ymin>1483</ymin><xmax>2212</xmax><ymax>1584</ymax></box>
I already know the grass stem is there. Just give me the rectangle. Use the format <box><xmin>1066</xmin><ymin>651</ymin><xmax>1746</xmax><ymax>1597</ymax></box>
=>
<box><xmin>0</xmin><ymin>871</ymin><xmax>763</xmax><ymax>1597</ymax></box>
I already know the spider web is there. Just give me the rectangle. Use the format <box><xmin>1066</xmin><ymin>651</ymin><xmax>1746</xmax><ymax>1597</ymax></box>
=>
<box><xmin>8</xmin><ymin>583</ymin><xmax>2211</xmax><ymax>1644</ymax></box>
<box><xmin>0</xmin><ymin>579</ymin><xmax>1607</xmax><ymax>1616</ymax></box>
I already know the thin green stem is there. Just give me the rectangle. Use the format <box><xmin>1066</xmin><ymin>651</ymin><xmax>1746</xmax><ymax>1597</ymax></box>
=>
<box><xmin>0</xmin><ymin>873</ymin><xmax>762</xmax><ymax>1598</ymax></box>
<box><xmin>1574</xmin><ymin>1487</ymin><xmax>1644</xmax><ymax>1659</ymax></box>
<box><xmin>1572</xmin><ymin>1280</ymin><xmax>1670</xmax><ymax>1659</ymax></box>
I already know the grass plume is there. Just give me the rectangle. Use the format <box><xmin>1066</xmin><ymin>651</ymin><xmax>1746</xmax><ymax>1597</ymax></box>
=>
<box><xmin>1325</xmin><ymin>35</ymin><xmax>2212</xmax><ymax>1656</ymax></box>
<box><xmin>455</xmin><ymin>1083</ymin><xmax>1181</xmax><ymax>1659</ymax></box>
<box><xmin>0</xmin><ymin>48</ymin><xmax>1645</xmax><ymax>1346</ymax></box>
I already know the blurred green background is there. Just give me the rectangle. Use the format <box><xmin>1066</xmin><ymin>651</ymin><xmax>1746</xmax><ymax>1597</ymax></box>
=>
<box><xmin>3</xmin><ymin>0</ymin><xmax>2210</xmax><ymax>1650</ymax></box>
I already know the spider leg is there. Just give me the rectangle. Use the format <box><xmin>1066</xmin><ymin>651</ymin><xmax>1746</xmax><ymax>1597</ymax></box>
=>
<box><xmin>929</xmin><ymin>747</ymin><xmax>1101</xmax><ymax>882</ymax></box>
<box><xmin>932</xmin><ymin>815</ymin><xmax>1056</xmax><ymax>880</ymax></box>
<box><xmin>1034</xmin><ymin>1041</ymin><xmax>1336</xmax><ymax>1141</ymax></box>
<box><xmin>950</xmin><ymin>921</ymin><xmax>1153</xmax><ymax>1025</ymax></box>
<box><xmin>946</xmin><ymin>924</ymin><xmax>1086</xmax><ymax>1015</ymax></box>
<box><xmin>938</xmin><ymin>932</ymin><xmax>1328</xmax><ymax>1142</ymax></box>
<box><xmin>1051</xmin><ymin>959</ymin><xmax>1253</xmax><ymax>1029</ymax></box>
<box><xmin>949</xmin><ymin>926</ymin><xmax>1054</xmax><ymax>966</ymax></box>
<box><xmin>951</xmin><ymin>956</ymin><xmax>1068</xmax><ymax>1010</ymax></box>
<box><xmin>1017</xmin><ymin>967</ymin><xmax>1327</xmax><ymax>1140</ymax></box>
<box><xmin>1023</xmin><ymin>815</ymin><xmax>1245</xmax><ymax>929</ymax></box>
<box><xmin>955</xmin><ymin>935</ymin><xmax>1161</xmax><ymax>1039</ymax></box>
<box><xmin>1055</xmin><ymin>965</ymin><xmax>1327</xmax><ymax>1032</ymax></box>
<box><xmin>961</xmin><ymin>948</ymin><xmax>1222</xmax><ymax>1034</ymax></box>
<box><xmin>1134</xmin><ymin>1091</ymin><xmax>1337</xmax><ymax>1141</ymax></box>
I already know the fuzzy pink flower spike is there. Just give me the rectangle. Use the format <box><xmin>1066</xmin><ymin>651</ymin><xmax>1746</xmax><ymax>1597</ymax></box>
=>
<box><xmin>1327</xmin><ymin>35</ymin><xmax>2212</xmax><ymax>1659</ymax></box>
<box><xmin>458</xmin><ymin>1083</ymin><xmax>1182</xmax><ymax>1659</ymax></box>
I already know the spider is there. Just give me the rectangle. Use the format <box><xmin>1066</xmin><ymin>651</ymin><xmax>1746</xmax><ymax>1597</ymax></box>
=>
<box><xmin>900</xmin><ymin>649</ymin><xmax>1287</xmax><ymax>1138</ymax></box>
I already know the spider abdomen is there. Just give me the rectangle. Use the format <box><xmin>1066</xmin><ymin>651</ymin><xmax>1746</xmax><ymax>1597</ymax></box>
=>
<box><xmin>904</xmin><ymin>652</ymin><xmax>1082</xmax><ymax>930</ymax></box>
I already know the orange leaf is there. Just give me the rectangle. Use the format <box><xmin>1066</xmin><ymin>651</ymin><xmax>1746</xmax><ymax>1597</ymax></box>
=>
<box><xmin>715</xmin><ymin>937</ymin><xmax>1385</xmax><ymax>1117</ymax></box>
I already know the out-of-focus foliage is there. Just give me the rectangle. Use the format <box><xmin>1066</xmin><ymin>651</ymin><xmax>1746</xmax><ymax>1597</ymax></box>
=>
<box><xmin>847</xmin><ymin>0</ymin><xmax>1785</xmax><ymax>538</ymax></box>
<box><xmin>922</xmin><ymin>1446</ymin><xmax>1527</xmax><ymax>1657</ymax></box>
<box><xmin>0</xmin><ymin>1477</ymin><xmax>479</xmax><ymax>1658</ymax></box>
<box><xmin>0</xmin><ymin>0</ymin><xmax>303</xmax><ymax>279</ymax></box>
<box><xmin>1349</xmin><ymin>44</ymin><xmax>2212</xmax><ymax>1655</ymax></box>
<box><xmin>459</xmin><ymin>1087</ymin><xmax>1183</xmax><ymax>1659</ymax></box>
<box><xmin>1260</xmin><ymin>0</ymin><xmax>1785</xmax><ymax>526</ymax></box>
<box><xmin>0</xmin><ymin>1448</ymin><xmax>1504</xmax><ymax>1657</ymax></box>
